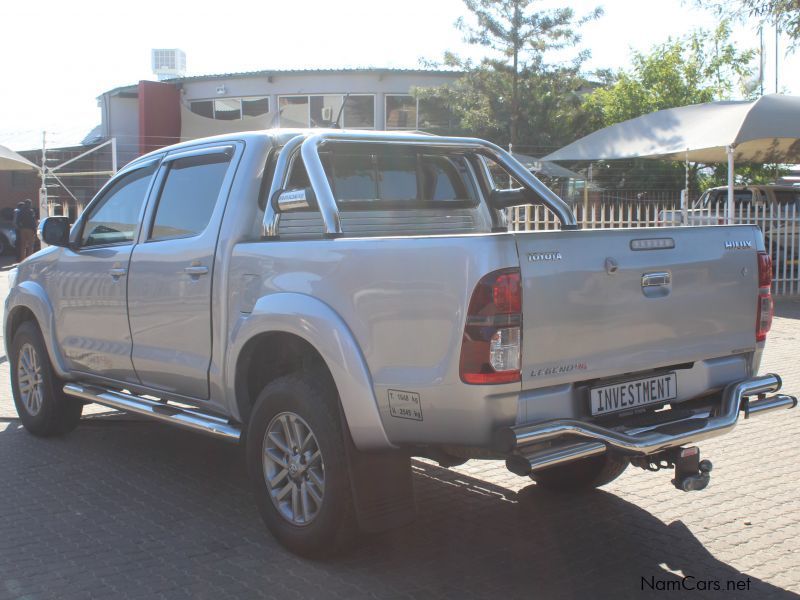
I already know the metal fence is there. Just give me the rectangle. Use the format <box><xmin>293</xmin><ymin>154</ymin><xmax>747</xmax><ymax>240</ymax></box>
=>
<box><xmin>509</xmin><ymin>198</ymin><xmax>800</xmax><ymax>296</ymax></box>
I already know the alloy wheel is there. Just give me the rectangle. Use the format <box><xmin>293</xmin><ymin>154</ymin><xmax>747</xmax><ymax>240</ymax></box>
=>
<box><xmin>17</xmin><ymin>342</ymin><xmax>44</xmax><ymax>416</ymax></box>
<box><xmin>262</xmin><ymin>411</ymin><xmax>326</xmax><ymax>526</ymax></box>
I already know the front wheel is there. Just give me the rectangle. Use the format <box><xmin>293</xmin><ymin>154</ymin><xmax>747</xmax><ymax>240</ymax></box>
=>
<box><xmin>246</xmin><ymin>373</ymin><xmax>356</xmax><ymax>557</ymax></box>
<box><xmin>531</xmin><ymin>453</ymin><xmax>628</xmax><ymax>492</ymax></box>
<box><xmin>10</xmin><ymin>320</ymin><xmax>83</xmax><ymax>436</ymax></box>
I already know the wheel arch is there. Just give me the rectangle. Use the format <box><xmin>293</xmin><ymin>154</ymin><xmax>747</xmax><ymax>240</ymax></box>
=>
<box><xmin>228</xmin><ymin>292</ymin><xmax>394</xmax><ymax>451</ymax></box>
<box><xmin>5</xmin><ymin>281</ymin><xmax>70</xmax><ymax>378</ymax></box>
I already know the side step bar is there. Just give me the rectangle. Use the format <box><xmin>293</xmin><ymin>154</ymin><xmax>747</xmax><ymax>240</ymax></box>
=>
<box><xmin>500</xmin><ymin>373</ymin><xmax>797</xmax><ymax>476</ymax></box>
<box><xmin>63</xmin><ymin>383</ymin><xmax>241</xmax><ymax>442</ymax></box>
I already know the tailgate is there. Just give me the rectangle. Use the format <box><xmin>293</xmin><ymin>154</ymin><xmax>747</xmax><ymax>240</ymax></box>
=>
<box><xmin>516</xmin><ymin>226</ymin><xmax>762</xmax><ymax>389</ymax></box>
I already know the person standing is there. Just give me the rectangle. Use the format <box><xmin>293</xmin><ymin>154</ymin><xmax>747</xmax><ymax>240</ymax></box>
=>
<box><xmin>13</xmin><ymin>201</ymin><xmax>25</xmax><ymax>262</ymax></box>
<box><xmin>17</xmin><ymin>199</ymin><xmax>38</xmax><ymax>261</ymax></box>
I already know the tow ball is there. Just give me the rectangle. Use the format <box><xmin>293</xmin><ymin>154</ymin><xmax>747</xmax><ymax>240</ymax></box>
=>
<box><xmin>632</xmin><ymin>446</ymin><xmax>713</xmax><ymax>492</ymax></box>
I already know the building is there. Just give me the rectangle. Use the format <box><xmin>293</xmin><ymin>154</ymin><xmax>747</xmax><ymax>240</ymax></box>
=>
<box><xmin>0</xmin><ymin>67</ymin><xmax>462</xmax><ymax>220</ymax></box>
<box><xmin>99</xmin><ymin>67</ymin><xmax>462</xmax><ymax>168</ymax></box>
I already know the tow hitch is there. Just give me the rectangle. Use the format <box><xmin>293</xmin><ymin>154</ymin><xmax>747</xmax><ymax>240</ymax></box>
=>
<box><xmin>632</xmin><ymin>446</ymin><xmax>713</xmax><ymax>492</ymax></box>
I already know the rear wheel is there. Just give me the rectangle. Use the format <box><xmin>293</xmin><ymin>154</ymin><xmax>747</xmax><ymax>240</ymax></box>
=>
<box><xmin>10</xmin><ymin>320</ymin><xmax>82</xmax><ymax>436</ymax></box>
<box><xmin>531</xmin><ymin>453</ymin><xmax>628</xmax><ymax>492</ymax></box>
<box><xmin>246</xmin><ymin>373</ymin><xmax>356</xmax><ymax>557</ymax></box>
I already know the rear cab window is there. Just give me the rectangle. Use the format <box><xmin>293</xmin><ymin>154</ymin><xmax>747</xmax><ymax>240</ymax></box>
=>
<box><xmin>287</xmin><ymin>144</ymin><xmax>480</xmax><ymax>211</ymax></box>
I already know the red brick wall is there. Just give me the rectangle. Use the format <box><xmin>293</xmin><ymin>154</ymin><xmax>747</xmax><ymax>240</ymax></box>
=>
<box><xmin>0</xmin><ymin>168</ymin><xmax>39</xmax><ymax>219</ymax></box>
<box><xmin>138</xmin><ymin>80</ymin><xmax>181</xmax><ymax>155</ymax></box>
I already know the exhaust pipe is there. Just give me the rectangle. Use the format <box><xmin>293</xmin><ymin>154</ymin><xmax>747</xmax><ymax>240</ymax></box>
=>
<box><xmin>506</xmin><ymin>440</ymin><xmax>606</xmax><ymax>476</ymax></box>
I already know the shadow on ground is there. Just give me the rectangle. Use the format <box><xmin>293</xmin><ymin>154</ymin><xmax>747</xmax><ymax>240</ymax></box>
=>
<box><xmin>775</xmin><ymin>297</ymin><xmax>800</xmax><ymax>320</ymax></box>
<box><xmin>1</xmin><ymin>416</ymin><xmax>796</xmax><ymax>600</ymax></box>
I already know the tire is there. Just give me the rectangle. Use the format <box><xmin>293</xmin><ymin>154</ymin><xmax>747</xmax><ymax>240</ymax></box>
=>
<box><xmin>0</xmin><ymin>235</ymin><xmax>7</xmax><ymax>256</ymax></box>
<box><xmin>10</xmin><ymin>320</ymin><xmax>82</xmax><ymax>436</ymax></box>
<box><xmin>246</xmin><ymin>373</ymin><xmax>357</xmax><ymax>558</ymax></box>
<box><xmin>531</xmin><ymin>453</ymin><xmax>628</xmax><ymax>492</ymax></box>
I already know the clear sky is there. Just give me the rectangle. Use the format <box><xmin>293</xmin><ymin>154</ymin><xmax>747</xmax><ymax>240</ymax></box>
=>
<box><xmin>1</xmin><ymin>0</ymin><xmax>797</xmax><ymax>150</ymax></box>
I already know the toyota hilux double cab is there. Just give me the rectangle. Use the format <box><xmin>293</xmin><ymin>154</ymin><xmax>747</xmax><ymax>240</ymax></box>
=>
<box><xmin>6</xmin><ymin>129</ymin><xmax>797</xmax><ymax>556</ymax></box>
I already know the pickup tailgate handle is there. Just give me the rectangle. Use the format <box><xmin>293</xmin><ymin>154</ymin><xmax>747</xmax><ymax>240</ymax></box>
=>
<box><xmin>642</xmin><ymin>272</ymin><xmax>671</xmax><ymax>287</ymax></box>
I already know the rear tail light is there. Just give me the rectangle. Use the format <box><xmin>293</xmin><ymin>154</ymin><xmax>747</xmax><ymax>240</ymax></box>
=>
<box><xmin>460</xmin><ymin>269</ymin><xmax>522</xmax><ymax>384</ymax></box>
<box><xmin>757</xmin><ymin>252</ymin><xmax>773</xmax><ymax>288</ymax></box>
<box><xmin>756</xmin><ymin>251</ymin><xmax>773</xmax><ymax>343</ymax></box>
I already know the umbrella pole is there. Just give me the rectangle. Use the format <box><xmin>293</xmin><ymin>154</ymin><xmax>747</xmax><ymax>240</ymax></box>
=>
<box><xmin>682</xmin><ymin>149</ymin><xmax>689</xmax><ymax>225</ymax></box>
<box><xmin>726</xmin><ymin>145</ymin><xmax>735</xmax><ymax>224</ymax></box>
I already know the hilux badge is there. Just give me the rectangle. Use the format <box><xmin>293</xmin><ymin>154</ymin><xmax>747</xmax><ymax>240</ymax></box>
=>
<box><xmin>528</xmin><ymin>251</ymin><xmax>562</xmax><ymax>262</ymax></box>
<box><xmin>724</xmin><ymin>240</ymin><xmax>752</xmax><ymax>250</ymax></box>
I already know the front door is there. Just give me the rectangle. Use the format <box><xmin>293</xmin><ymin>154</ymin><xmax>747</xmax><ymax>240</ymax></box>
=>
<box><xmin>51</xmin><ymin>161</ymin><xmax>158</xmax><ymax>382</ymax></box>
<box><xmin>127</xmin><ymin>144</ymin><xmax>237</xmax><ymax>399</ymax></box>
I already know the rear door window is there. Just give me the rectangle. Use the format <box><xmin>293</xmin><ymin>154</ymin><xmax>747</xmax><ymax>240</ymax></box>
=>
<box><xmin>149</xmin><ymin>152</ymin><xmax>232</xmax><ymax>241</ymax></box>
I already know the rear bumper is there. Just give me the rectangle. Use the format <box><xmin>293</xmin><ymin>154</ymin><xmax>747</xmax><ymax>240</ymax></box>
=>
<box><xmin>499</xmin><ymin>374</ymin><xmax>797</xmax><ymax>475</ymax></box>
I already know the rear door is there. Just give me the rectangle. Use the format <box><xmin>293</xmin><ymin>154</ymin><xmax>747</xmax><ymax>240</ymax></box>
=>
<box><xmin>515</xmin><ymin>226</ymin><xmax>761</xmax><ymax>390</ymax></box>
<box><xmin>126</xmin><ymin>144</ymin><xmax>239</xmax><ymax>399</ymax></box>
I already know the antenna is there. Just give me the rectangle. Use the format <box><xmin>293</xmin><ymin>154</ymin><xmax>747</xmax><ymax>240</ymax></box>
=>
<box><xmin>333</xmin><ymin>94</ymin><xmax>350</xmax><ymax>129</ymax></box>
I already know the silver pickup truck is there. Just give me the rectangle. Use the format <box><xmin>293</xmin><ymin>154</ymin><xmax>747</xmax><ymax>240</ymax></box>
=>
<box><xmin>6</xmin><ymin>130</ymin><xmax>797</xmax><ymax>557</ymax></box>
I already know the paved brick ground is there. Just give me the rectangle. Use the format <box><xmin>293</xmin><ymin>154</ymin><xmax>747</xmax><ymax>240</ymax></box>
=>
<box><xmin>0</xmin><ymin>259</ymin><xmax>798</xmax><ymax>599</ymax></box>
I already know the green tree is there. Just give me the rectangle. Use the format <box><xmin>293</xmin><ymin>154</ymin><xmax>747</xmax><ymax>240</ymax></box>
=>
<box><xmin>415</xmin><ymin>54</ymin><xmax>596</xmax><ymax>154</ymax></box>
<box><xmin>425</xmin><ymin>0</ymin><xmax>601</xmax><ymax>147</ymax></box>
<box><xmin>582</xmin><ymin>22</ymin><xmax>760</xmax><ymax>191</ymax></box>
<box><xmin>585</xmin><ymin>22</ymin><xmax>755</xmax><ymax>126</ymax></box>
<box><xmin>697</xmin><ymin>0</ymin><xmax>800</xmax><ymax>47</ymax></box>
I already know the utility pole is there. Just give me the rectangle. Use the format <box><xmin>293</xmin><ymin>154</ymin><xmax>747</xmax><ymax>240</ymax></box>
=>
<box><xmin>39</xmin><ymin>131</ymin><xmax>48</xmax><ymax>219</ymax></box>
<box><xmin>775</xmin><ymin>22</ymin><xmax>779</xmax><ymax>94</ymax></box>
<box><xmin>759</xmin><ymin>26</ymin><xmax>765</xmax><ymax>96</ymax></box>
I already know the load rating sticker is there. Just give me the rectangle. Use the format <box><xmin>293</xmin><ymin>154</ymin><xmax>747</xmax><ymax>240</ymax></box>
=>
<box><xmin>388</xmin><ymin>389</ymin><xmax>423</xmax><ymax>421</ymax></box>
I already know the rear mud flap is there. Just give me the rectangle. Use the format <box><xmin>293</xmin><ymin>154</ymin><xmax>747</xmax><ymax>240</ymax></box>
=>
<box><xmin>341</xmin><ymin>414</ymin><xmax>416</xmax><ymax>533</ymax></box>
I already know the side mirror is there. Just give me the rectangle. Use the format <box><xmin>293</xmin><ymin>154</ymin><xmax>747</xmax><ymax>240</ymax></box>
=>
<box><xmin>39</xmin><ymin>216</ymin><xmax>71</xmax><ymax>247</ymax></box>
<box><xmin>273</xmin><ymin>187</ymin><xmax>317</xmax><ymax>212</ymax></box>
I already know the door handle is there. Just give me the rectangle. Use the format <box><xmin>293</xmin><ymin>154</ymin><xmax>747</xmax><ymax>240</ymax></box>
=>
<box><xmin>184</xmin><ymin>265</ymin><xmax>209</xmax><ymax>277</ymax></box>
<box><xmin>109</xmin><ymin>267</ymin><xmax>127</xmax><ymax>279</ymax></box>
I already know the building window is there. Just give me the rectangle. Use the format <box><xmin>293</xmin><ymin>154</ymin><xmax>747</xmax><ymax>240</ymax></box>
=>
<box><xmin>190</xmin><ymin>96</ymin><xmax>270</xmax><ymax>120</ymax></box>
<box><xmin>342</xmin><ymin>95</ymin><xmax>375</xmax><ymax>129</ymax></box>
<box><xmin>385</xmin><ymin>95</ymin><xmax>417</xmax><ymax>129</ymax></box>
<box><xmin>214</xmin><ymin>99</ymin><xmax>241</xmax><ymax>120</ymax></box>
<box><xmin>278</xmin><ymin>94</ymin><xmax>375</xmax><ymax>128</ymax></box>
<box><xmin>418</xmin><ymin>98</ymin><xmax>453</xmax><ymax>133</ymax></box>
<box><xmin>278</xmin><ymin>96</ymin><xmax>310</xmax><ymax>128</ymax></box>
<box><xmin>242</xmin><ymin>96</ymin><xmax>270</xmax><ymax>117</ymax></box>
<box><xmin>385</xmin><ymin>95</ymin><xmax>454</xmax><ymax>132</ymax></box>
<box><xmin>191</xmin><ymin>100</ymin><xmax>214</xmax><ymax>118</ymax></box>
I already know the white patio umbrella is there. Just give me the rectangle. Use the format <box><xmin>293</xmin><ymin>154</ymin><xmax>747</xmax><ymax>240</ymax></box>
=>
<box><xmin>0</xmin><ymin>144</ymin><xmax>38</xmax><ymax>171</ymax></box>
<box><xmin>542</xmin><ymin>94</ymin><xmax>800</xmax><ymax>222</ymax></box>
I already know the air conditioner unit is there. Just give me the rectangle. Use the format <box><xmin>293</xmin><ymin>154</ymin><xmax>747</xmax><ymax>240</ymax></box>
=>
<box><xmin>151</xmin><ymin>48</ymin><xmax>187</xmax><ymax>81</ymax></box>
<box><xmin>322</xmin><ymin>107</ymin><xmax>333</xmax><ymax>121</ymax></box>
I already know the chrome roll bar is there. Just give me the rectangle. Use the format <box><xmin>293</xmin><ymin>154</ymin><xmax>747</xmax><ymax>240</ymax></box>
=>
<box><xmin>262</xmin><ymin>130</ymin><xmax>578</xmax><ymax>237</ymax></box>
